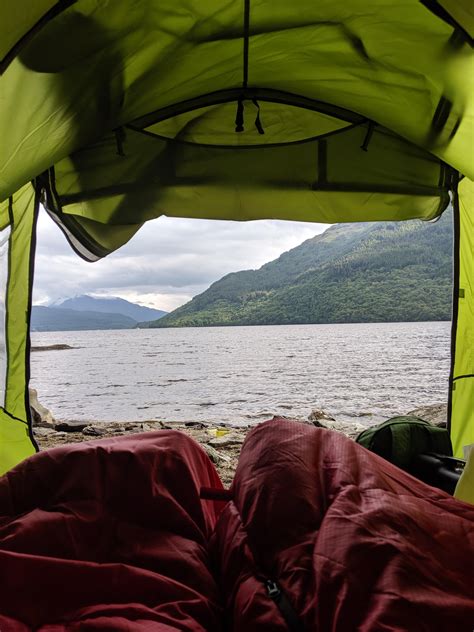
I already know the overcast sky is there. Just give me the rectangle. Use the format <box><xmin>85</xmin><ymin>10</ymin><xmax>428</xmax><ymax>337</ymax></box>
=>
<box><xmin>33</xmin><ymin>208</ymin><xmax>327</xmax><ymax>312</ymax></box>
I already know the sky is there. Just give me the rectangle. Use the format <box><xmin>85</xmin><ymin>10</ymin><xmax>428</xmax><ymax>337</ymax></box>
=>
<box><xmin>33</xmin><ymin>207</ymin><xmax>327</xmax><ymax>312</ymax></box>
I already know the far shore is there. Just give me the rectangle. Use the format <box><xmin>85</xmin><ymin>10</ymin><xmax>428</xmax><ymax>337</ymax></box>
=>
<box><xmin>31</xmin><ymin>344</ymin><xmax>76</xmax><ymax>352</ymax></box>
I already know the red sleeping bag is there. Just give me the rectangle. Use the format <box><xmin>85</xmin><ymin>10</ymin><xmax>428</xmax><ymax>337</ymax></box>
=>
<box><xmin>0</xmin><ymin>431</ymin><xmax>224</xmax><ymax>631</ymax></box>
<box><xmin>0</xmin><ymin>418</ymin><xmax>473</xmax><ymax>631</ymax></box>
<box><xmin>212</xmin><ymin>418</ymin><xmax>474</xmax><ymax>631</ymax></box>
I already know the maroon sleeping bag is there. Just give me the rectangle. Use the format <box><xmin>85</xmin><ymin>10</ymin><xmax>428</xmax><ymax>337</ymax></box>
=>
<box><xmin>0</xmin><ymin>431</ymin><xmax>224</xmax><ymax>631</ymax></box>
<box><xmin>1</xmin><ymin>419</ymin><xmax>473</xmax><ymax>631</ymax></box>
<box><xmin>211</xmin><ymin>418</ymin><xmax>474</xmax><ymax>631</ymax></box>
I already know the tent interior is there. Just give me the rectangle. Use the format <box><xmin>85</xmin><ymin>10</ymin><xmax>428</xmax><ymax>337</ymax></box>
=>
<box><xmin>0</xmin><ymin>3</ymin><xmax>474</xmax><ymax>630</ymax></box>
<box><xmin>0</xmin><ymin>1</ymin><xmax>473</xmax><ymax>473</ymax></box>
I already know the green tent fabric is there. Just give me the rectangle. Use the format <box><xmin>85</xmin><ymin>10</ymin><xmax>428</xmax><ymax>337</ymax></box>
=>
<box><xmin>436</xmin><ymin>0</ymin><xmax>474</xmax><ymax>40</ymax></box>
<box><xmin>0</xmin><ymin>184</ymin><xmax>38</xmax><ymax>474</ymax></box>
<box><xmin>0</xmin><ymin>1</ymin><xmax>70</xmax><ymax>73</ymax></box>
<box><xmin>449</xmin><ymin>177</ymin><xmax>474</xmax><ymax>457</ymax></box>
<box><xmin>0</xmin><ymin>1</ymin><xmax>473</xmax><ymax>469</ymax></box>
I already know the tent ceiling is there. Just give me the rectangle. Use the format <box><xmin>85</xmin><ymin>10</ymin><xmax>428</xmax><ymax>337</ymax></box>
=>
<box><xmin>0</xmin><ymin>1</ymin><xmax>76</xmax><ymax>74</ymax></box>
<box><xmin>0</xmin><ymin>1</ymin><xmax>472</xmax><ymax>258</ymax></box>
<box><xmin>424</xmin><ymin>0</ymin><xmax>474</xmax><ymax>42</ymax></box>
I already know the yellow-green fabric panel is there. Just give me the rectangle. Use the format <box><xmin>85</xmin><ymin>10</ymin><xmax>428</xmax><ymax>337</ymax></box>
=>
<box><xmin>450</xmin><ymin>177</ymin><xmax>474</xmax><ymax>456</ymax></box>
<box><xmin>63</xmin><ymin>189</ymin><xmax>445</xmax><ymax>256</ymax></box>
<box><xmin>439</xmin><ymin>48</ymin><xmax>474</xmax><ymax>177</ymax></box>
<box><xmin>1</xmin><ymin>0</ymin><xmax>473</xmax><ymax>204</ymax></box>
<box><xmin>0</xmin><ymin>183</ymin><xmax>37</xmax><ymax>474</ymax></box>
<box><xmin>0</xmin><ymin>0</ymin><xmax>58</xmax><ymax>68</ymax></box>
<box><xmin>147</xmin><ymin>103</ymin><xmax>350</xmax><ymax>146</ymax></box>
<box><xmin>61</xmin><ymin>215</ymin><xmax>143</xmax><ymax>258</ymax></box>
<box><xmin>5</xmin><ymin>185</ymin><xmax>37</xmax><ymax>419</ymax></box>
<box><xmin>452</xmin><ymin>177</ymin><xmax>474</xmax><ymax>378</ymax></box>
<box><xmin>0</xmin><ymin>408</ymin><xmax>35</xmax><ymax>476</ymax></box>
<box><xmin>451</xmin><ymin>380</ymin><xmax>474</xmax><ymax>458</ymax></box>
<box><xmin>50</xmin><ymin>123</ymin><xmax>448</xmax><ymax>256</ymax></box>
<box><xmin>439</xmin><ymin>0</ymin><xmax>474</xmax><ymax>38</ymax></box>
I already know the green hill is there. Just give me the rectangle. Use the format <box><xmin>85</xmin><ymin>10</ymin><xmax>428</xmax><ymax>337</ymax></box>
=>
<box><xmin>142</xmin><ymin>212</ymin><xmax>453</xmax><ymax>328</ymax></box>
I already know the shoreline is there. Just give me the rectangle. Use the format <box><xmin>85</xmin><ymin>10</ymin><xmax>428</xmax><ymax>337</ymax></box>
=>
<box><xmin>33</xmin><ymin>404</ymin><xmax>447</xmax><ymax>487</ymax></box>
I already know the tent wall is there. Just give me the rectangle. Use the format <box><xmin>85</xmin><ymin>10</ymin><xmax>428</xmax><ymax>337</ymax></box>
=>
<box><xmin>0</xmin><ymin>183</ymin><xmax>38</xmax><ymax>475</ymax></box>
<box><xmin>45</xmin><ymin>121</ymin><xmax>453</xmax><ymax>260</ymax></box>
<box><xmin>449</xmin><ymin>177</ymin><xmax>474</xmax><ymax>457</ymax></box>
<box><xmin>0</xmin><ymin>1</ymin><xmax>65</xmax><ymax>72</ymax></box>
<box><xmin>1</xmin><ymin>1</ymin><xmax>473</xmax><ymax>207</ymax></box>
<box><xmin>0</xmin><ymin>1</ymin><xmax>472</xmax><ymax>472</ymax></box>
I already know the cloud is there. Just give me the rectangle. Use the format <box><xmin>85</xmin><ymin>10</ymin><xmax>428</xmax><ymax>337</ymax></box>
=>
<box><xmin>33</xmin><ymin>208</ymin><xmax>327</xmax><ymax>311</ymax></box>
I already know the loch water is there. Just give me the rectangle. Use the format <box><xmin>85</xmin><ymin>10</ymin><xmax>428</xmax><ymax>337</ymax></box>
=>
<box><xmin>30</xmin><ymin>321</ymin><xmax>450</xmax><ymax>427</ymax></box>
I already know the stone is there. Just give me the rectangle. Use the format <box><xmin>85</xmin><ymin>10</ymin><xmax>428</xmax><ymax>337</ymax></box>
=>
<box><xmin>82</xmin><ymin>425</ymin><xmax>107</xmax><ymax>436</ymax></box>
<box><xmin>29</xmin><ymin>388</ymin><xmax>55</xmax><ymax>425</ymax></box>
<box><xmin>407</xmin><ymin>403</ymin><xmax>447</xmax><ymax>428</ymax></box>
<box><xmin>208</xmin><ymin>433</ymin><xmax>245</xmax><ymax>448</ymax></box>
<box><xmin>308</xmin><ymin>408</ymin><xmax>336</xmax><ymax>427</ymax></box>
<box><xmin>320</xmin><ymin>418</ymin><xmax>365</xmax><ymax>436</ymax></box>
<box><xmin>54</xmin><ymin>421</ymin><xmax>89</xmax><ymax>432</ymax></box>
<box><xmin>33</xmin><ymin>427</ymin><xmax>55</xmax><ymax>437</ymax></box>
<box><xmin>140</xmin><ymin>423</ymin><xmax>155</xmax><ymax>432</ymax></box>
<box><xmin>203</xmin><ymin>444</ymin><xmax>232</xmax><ymax>465</ymax></box>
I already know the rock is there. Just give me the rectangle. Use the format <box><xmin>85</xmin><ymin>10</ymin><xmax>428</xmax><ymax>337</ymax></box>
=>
<box><xmin>321</xmin><ymin>418</ymin><xmax>365</xmax><ymax>436</ymax></box>
<box><xmin>82</xmin><ymin>425</ymin><xmax>107</xmax><ymax>436</ymax></box>
<box><xmin>203</xmin><ymin>444</ymin><xmax>232</xmax><ymax>465</ymax></box>
<box><xmin>185</xmin><ymin>421</ymin><xmax>207</xmax><ymax>428</ymax></box>
<box><xmin>308</xmin><ymin>409</ymin><xmax>335</xmax><ymax>427</ymax></box>
<box><xmin>29</xmin><ymin>388</ymin><xmax>55</xmax><ymax>425</ymax></box>
<box><xmin>54</xmin><ymin>421</ymin><xmax>88</xmax><ymax>432</ymax></box>
<box><xmin>407</xmin><ymin>403</ymin><xmax>447</xmax><ymax>428</ymax></box>
<box><xmin>208</xmin><ymin>433</ymin><xmax>245</xmax><ymax>448</ymax></box>
<box><xmin>33</xmin><ymin>427</ymin><xmax>55</xmax><ymax>437</ymax></box>
<box><xmin>140</xmin><ymin>423</ymin><xmax>155</xmax><ymax>432</ymax></box>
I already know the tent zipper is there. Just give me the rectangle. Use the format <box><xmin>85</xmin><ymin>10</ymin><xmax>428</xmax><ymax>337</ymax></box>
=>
<box><xmin>264</xmin><ymin>578</ymin><xmax>306</xmax><ymax>631</ymax></box>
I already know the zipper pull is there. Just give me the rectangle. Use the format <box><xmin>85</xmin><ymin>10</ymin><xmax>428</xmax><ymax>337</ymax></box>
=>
<box><xmin>263</xmin><ymin>579</ymin><xmax>305</xmax><ymax>631</ymax></box>
<box><xmin>265</xmin><ymin>579</ymin><xmax>281</xmax><ymax>601</ymax></box>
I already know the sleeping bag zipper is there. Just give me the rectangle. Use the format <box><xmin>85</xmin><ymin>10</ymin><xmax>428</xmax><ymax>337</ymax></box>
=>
<box><xmin>264</xmin><ymin>579</ymin><xmax>306</xmax><ymax>632</ymax></box>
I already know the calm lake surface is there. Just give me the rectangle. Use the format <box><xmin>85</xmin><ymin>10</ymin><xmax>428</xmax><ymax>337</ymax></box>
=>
<box><xmin>30</xmin><ymin>322</ymin><xmax>451</xmax><ymax>427</ymax></box>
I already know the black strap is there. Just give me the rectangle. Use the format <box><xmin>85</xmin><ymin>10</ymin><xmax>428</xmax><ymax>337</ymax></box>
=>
<box><xmin>242</xmin><ymin>0</ymin><xmax>250</xmax><ymax>87</ymax></box>
<box><xmin>360</xmin><ymin>121</ymin><xmax>375</xmax><ymax>151</ymax></box>
<box><xmin>115</xmin><ymin>127</ymin><xmax>126</xmax><ymax>156</ymax></box>
<box><xmin>235</xmin><ymin>99</ymin><xmax>245</xmax><ymax>132</ymax></box>
<box><xmin>265</xmin><ymin>580</ymin><xmax>306</xmax><ymax>632</ymax></box>
<box><xmin>252</xmin><ymin>99</ymin><xmax>265</xmax><ymax>135</ymax></box>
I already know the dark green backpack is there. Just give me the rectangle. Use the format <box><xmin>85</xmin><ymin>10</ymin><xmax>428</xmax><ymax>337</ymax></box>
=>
<box><xmin>356</xmin><ymin>415</ymin><xmax>452</xmax><ymax>470</ymax></box>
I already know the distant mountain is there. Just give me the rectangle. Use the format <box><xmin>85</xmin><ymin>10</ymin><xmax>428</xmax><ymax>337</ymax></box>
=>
<box><xmin>56</xmin><ymin>295</ymin><xmax>167</xmax><ymax>322</ymax></box>
<box><xmin>32</xmin><ymin>295</ymin><xmax>167</xmax><ymax>331</ymax></box>
<box><xmin>31</xmin><ymin>306</ymin><xmax>138</xmax><ymax>331</ymax></box>
<box><xmin>141</xmin><ymin>212</ymin><xmax>453</xmax><ymax>328</ymax></box>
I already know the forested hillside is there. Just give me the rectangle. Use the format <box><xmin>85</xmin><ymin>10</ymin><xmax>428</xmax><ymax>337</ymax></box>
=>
<box><xmin>142</xmin><ymin>212</ymin><xmax>453</xmax><ymax>327</ymax></box>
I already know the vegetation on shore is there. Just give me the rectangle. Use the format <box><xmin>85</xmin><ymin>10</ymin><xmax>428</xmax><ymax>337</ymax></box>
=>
<box><xmin>142</xmin><ymin>212</ymin><xmax>453</xmax><ymax>328</ymax></box>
